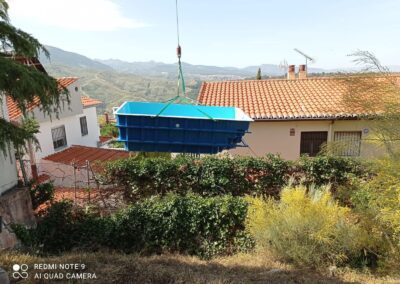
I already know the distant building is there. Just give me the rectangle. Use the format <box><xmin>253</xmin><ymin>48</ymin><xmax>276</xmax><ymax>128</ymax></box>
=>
<box><xmin>198</xmin><ymin>64</ymin><xmax>396</xmax><ymax>159</ymax></box>
<box><xmin>6</xmin><ymin>77</ymin><xmax>102</xmax><ymax>161</ymax></box>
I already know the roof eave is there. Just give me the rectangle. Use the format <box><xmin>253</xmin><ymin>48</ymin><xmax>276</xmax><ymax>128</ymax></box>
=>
<box><xmin>252</xmin><ymin>115</ymin><xmax>363</xmax><ymax>122</ymax></box>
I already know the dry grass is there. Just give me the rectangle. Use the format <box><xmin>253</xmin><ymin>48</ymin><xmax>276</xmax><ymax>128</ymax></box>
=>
<box><xmin>0</xmin><ymin>250</ymin><xmax>399</xmax><ymax>284</ymax></box>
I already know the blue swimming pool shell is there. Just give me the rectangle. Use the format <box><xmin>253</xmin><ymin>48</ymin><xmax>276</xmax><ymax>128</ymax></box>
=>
<box><xmin>114</xmin><ymin>101</ymin><xmax>253</xmax><ymax>154</ymax></box>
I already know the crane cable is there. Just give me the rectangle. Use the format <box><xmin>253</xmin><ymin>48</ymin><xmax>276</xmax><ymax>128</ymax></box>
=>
<box><xmin>175</xmin><ymin>0</ymin><xmax>186</xmax><ymax>96</ymax></box>
<box><xmin>155</xmin><ymin>0</ymin><xmax>214</xmax><ymax>120</ymax></box>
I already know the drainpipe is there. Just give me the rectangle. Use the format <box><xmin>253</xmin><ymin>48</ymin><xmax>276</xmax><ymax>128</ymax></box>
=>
<box><xmin>328</xmin><ymin>120</ymin><xmax>334</xmax><ymax>142</ymax></box>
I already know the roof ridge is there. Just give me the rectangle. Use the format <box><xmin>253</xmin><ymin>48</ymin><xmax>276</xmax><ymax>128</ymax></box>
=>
<box><xmin>202</xmin><ymin>73</ymin><xmax>400</xmax><ymax>84</ymax></box>
<box><xmin>198</xmin><ymin>74</ymin><xmax>400</xmax><ymax>120</ymax></box>
<box><xmin>57</xmin><ymin>76</ymin><xmax>79</xmax><ymax>79</ymax></box>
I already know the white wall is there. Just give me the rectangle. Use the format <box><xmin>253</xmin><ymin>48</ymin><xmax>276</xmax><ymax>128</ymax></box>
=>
<box><xmin>230</xmin><ymin>119</ymin><xmax>384</xmax><ymax>160</ymax></box>
<box><xmin>0</xmin><ymin>95</ymin><xmax>18</xmax><ymax>194</ymax></box>
<box><xmin>34</xmin><ymin>106</ymin><xmax>100</xmax><ymax>161</ymax></box>
<box><xmin>83</xmin><ymin>106</ymin><xmax>101</xmax><ymax>147</ymax></box>
<box><xmin>0</xmin><ymin>149</ymin><xmax>18</xmax><ymax>194</ymax></box>
<box><xmin>32</xmin><ymin>81</ymin><xmax>83</xmax><ymax>123</ymax></box>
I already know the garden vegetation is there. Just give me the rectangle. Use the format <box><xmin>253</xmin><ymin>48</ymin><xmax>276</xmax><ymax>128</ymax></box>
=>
<box><xmin>10</xmin><ymin>153</ymin><xmax>400</xmax><ymax>276</ymax></box>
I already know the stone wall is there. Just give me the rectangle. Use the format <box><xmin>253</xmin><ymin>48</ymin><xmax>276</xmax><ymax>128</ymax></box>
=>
<box><xmin>0</xmin><ymin>188</ymin><xmax>36</xmax><ymax>249</ymax></box>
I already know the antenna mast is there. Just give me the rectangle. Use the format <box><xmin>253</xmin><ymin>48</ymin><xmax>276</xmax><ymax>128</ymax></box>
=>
<box><xmin>279</xmin><ymin>59</ymin><xmax>288</xmax><ymax>77</ymax></box>
<box><xmin>293</xmin><ymin>48</ymin><xmax>315</xmax><ymax>71</ymax></box>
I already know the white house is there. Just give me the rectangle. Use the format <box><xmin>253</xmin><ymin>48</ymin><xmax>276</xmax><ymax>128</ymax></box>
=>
<box><xmin>0</xmin><ymin>94</ymin><xmax>18</xmax><ymax>194</ymax></box>
<box><xmin>198</xmin><ymin>65</ymin><xmax>398</xmax><ymax>160</ymax></box>
<box><xmin>6</xmin><ymin>77</ymin><xmax>102</xmax><ymax>162</ymax></box>
<box><xmin>0</xmin><ymin>94</ymin><xmax>36</xmax><ymax>250</ymax></box>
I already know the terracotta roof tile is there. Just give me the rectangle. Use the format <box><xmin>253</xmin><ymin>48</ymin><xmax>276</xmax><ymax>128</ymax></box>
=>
<box><xmin>197</xmin><ymin>76</ymin><xmax>400</xmax><ymax>120</ymax></box>
<box><xmin>43</xmin><ymin>145</ymin><xmax>131</xmax><ymax>167</ymax></box>
<box><xmin>4</xmin><ymin>55</ymin><xmax>47</xmax><ymax>73</ymax></box>
<box><xmin>6</xmin><ymin>78</ymin><xmax>102</xmax><ymax>120</ymax></box>
<box><xmin>6</xmin><ymin>77</ymin><xmax>80</xmax><ymax>120</ymax></box>
<box><xmin>57</xmin><ymin>77</ymin><xmax>78</xmax><ymax>88</ymax></box>
<box><xmin>6</xmin><ymin>95</ymin><xmax>39</xmax><ymax>120</ymax></box>
<box><xmin>81</xmin><ymin>96</ymin><xmax>102</xmax><ymax>107</ymax></box>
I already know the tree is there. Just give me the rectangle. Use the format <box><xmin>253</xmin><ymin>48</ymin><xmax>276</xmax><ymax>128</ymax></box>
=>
<box><xmin>342</xmin><ymin>51</ymin><xmax>400</xmax><ymax>157</ymax></box>
<box><xmin>0</xmin><ymin>0</ymin><xmax>68</xmax><ymax>156</ymax></box>
<box><xmin>256</xmin><ymin>68</ymin><xmax>262</xmax><ymax>80</ymax></box>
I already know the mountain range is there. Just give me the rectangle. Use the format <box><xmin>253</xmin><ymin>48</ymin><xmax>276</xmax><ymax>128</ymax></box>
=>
<box><xmin>42</xmin><ymin>46</ymin><xmax>331</xmax><ymax>79</ymax></box>
<box><xmin>39</xmin><ymin>46</ymin><xmax>400</xmax><ymax>113</ymax></box>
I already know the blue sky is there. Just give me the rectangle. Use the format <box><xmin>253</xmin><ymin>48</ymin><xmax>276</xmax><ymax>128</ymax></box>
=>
<box><xmin>7</xmin><ymin>0</ymin><xmax>400</xmax><ymax>68</ymax></box>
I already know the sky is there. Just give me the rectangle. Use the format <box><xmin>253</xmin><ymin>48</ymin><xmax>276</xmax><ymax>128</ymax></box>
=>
<box><xmin>7</xmin><ymin>0</ymin><xmax>400</xmax><ymax>69</ymax></box>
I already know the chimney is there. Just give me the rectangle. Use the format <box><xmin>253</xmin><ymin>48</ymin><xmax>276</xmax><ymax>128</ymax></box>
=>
<box><xmin>104</xmin><ymin>112</ymin><xmax>109</xmax><ymax>124</ymax></box>
<box><xmin>298</xmin><ymin>64</ymin><xmax>307</xmax><ymax>79</ymax></box>
<box><xmin>287</xmin><ymin>65</ymin><xmax>295</xmax><ymax>80</ymax></box>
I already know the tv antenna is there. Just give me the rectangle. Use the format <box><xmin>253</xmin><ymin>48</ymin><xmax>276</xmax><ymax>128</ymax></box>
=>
<box><xmin>279</xmin><ymin>59</ymin><xmax>288</xmax><ymax>76</ymax></box>
<box><xmin>293</xmin><ymin>48</ymin><xmax>315</xmax><ymax>71</ymax></box>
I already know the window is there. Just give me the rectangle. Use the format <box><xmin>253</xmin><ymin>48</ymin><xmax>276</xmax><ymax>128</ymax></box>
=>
<box><xmin>300</xmin><ymin>131</ymin><xmax>328</xmax><ymax>157</ymax></box>
<box><xmin>334</xmin><ymin>131</ymin><xmax>362</xmax><ymax>156</ymax></box>
<box><xmin>52</xmin><ymin>125</ymin><xmax>67</xmax><ymax>150</ymax></box>
<box><xmin>80</xmin><ymin>116</ymin><xmax>88</xmax><ymax>136</ymax></box>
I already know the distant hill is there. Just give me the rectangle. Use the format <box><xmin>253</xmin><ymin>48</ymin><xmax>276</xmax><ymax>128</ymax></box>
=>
<box><xmin>42</xmin><ymin>45</ymin><xmax>398</xmax><ymax>114</ymax></box>
<box><xmin>40</xmin><ymin>46</ymin><xmax>113</xmax><ymax>71</ymax></box>
<box><xmin>43</xmin><ymin>64</ymin><xmax>201</xmax><ymax>114</ymax></box>
<box><xmin>96</xmin><ymin>60</ymin><xmax>328</xmax><ymax>78</ymax></box>
<box><xmin>97</xmin><ymin>59</ymin><xmax>256</xmax><ymax>78</ymax></box>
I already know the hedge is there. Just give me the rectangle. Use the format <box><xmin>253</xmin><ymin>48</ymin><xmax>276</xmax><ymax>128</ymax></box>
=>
<box><xmin>13</xmin><ymin>194</ymin><xmax>253</xmax><ymax>259</ymax></box>
<box><xmin>100</xmin><ymin>154</ymin><xmax>367</xmax><ymax>201</ymax></box>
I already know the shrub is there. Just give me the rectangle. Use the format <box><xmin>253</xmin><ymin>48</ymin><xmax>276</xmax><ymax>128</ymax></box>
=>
<box><xmin>246</xmin><ymin>186</ymin><xmax>367</xmax><ymax>267</ymax></box>
<box><xmin>13</xmin><ymin>194</ymin><xmax>253</xmax><ymax>259</ymax></box>
<box><xmin>350</xmin><ymin>157</ymin><xmax>400</xmax><ymax>271</ymax></box>
<box><xmin>17</xmin><ymin>200</ymin><xmax>111</xmax><ymax>253</ymax></box>
<box><xmin>101</xmin><ymin>154</ymin><xmax>291</xmax><ymax>201</ymax></box>
<box><xmin>298</xmin><ymin>155</ymin><xmax>368</xmax><ymax>187</ymax></box>
<box><xmin>29</xmin><ymin>182</ymin><xmax>55</xmax><ymax>210</ymax></box>
<box><xmin>109</xmin><ymin>193</ymin><xmax>253</xmax><ymax>258</ymax></box>
<box><xmin>100</xmin><ymin>123</ymin><xmax>119</xmax><ymax>137</ymax></box>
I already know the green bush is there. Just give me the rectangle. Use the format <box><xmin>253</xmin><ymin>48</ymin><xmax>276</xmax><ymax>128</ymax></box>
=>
<box><xmin>246</xmin><ymin>186</ymin><xmax>367</xmax><ymax>268</ymax></box>
<box><xmin>298</xmin><ymin>155</ymin><xmax>367</xmax><ymax>187</ymax></box>
<box><xmin>29</xmin><ymin>182</ymin><xmax>55</xmax><ymax>210</ymax></box>
<box><xmin>109</xmin><ymin>193</ymin><xmax>253</xmax><ymax>258</ymax></box>
<box><xmin>101</xmin><ymin>154</ymin><xmax>369</xmax><ymax>202</ymax></box>
<box><xmin>350</xmin><ymin>157</ymin><xmax>400</xmax><ymax>272</ymax></box>
<box><xmin>100</xmin><ymin>123</ymin><xmax>119</xmax><ymax>137</ymax></box>
<box><xmin>13</xmin><ymin>194</ymin><xmax>253</xmax><ymax>259</ymax></box>
<box><xmin>15</xmin><ymin>201</ymin><xmax>110</xmax><ymax>253</ymax></box>
<box><xmin>102</xmin><ymin>154</ymin><xmax>291</xmax><ymax>201</ymax></box>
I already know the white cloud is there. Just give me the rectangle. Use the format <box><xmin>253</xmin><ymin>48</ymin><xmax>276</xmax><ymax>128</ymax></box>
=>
<box><xmin>8</xmin><ymin>0</ymin><xmax>147</xmax><ymax>31</ymax></box>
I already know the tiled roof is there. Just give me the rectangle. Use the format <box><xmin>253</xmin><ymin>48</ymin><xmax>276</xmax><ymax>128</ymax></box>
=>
<box><xmin>6</xmin><ymin>78</ymin><xmax>102</xmax><ymax>120</ymax></box>
<box><xmin>2</xmin><ymin>54</ymin><xmax>48</xmax><ymax>73</ymax></box>
<box><xmin>57</xmin><ymin>77</ymin><xmax>79</xmax><ymax>88</ymax></box>
<box><xmin>43</xmin><ymin>145</ymin><xmax>131</xmax><ymax>166</ymax></box>
<box><xmin>81</xmin><ymin>96</ymin><xmax>102</xmax><ymax>107</ymax></box>
<box><xmin>197</xmin><ymin>77</ymin><xmax>398</xmax><ymax>120</ymax></box>
<box><xmin>6</xmin><ymin>77</ymin><xmax>80</xmax><ymax>120</ymax></box>
<box><xmin>6</xmin><ymin>95</ymin><xmax>39</xmax><ymax>120</ymax></box>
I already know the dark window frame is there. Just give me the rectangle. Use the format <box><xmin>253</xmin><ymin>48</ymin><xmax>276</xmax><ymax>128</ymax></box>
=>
<box><xmin>80</xmin><ymin>116</ymin><xmax>88</xmax><ymax>136</ymax></box>
<box><xmin>51</xmin><ymin>125</ymin><xmax>67</xmax><ymax>150</ymax></box>
<box><xmin>300</xmin><ymin>131</ymin><xmax>328</xmax><ymax>157</ymax></box>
